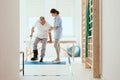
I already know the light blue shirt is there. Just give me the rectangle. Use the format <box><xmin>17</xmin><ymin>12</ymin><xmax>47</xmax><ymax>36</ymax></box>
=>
<box><xmin>54</xmin><ymin>16</ymin><xmax>62</xmax><ymax>39</ymax></box>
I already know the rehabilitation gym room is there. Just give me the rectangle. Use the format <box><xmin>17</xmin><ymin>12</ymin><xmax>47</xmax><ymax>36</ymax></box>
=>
<box><xmin>0</xmin><ymin>0</ymin><xmax>120</xmax><ymax>80</ymax></box>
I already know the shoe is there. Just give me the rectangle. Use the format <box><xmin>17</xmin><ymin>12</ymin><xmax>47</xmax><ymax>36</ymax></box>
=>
<box><xmin>31</xmin><ymin>57</ymin><xmax>38</xmax><ymax>61</ymax></box>
<box><xmin>39</xmin><ymin>57</ymin><xmax>43</xmax><ymax>62</ymax></box>
<box><xmin>31</xmin><ymin>50</ymin><xmax>38</xmax><ymax>61</ymax></box>
<box><xmin>52</xmin><ymin>58</ymin><xmax>60</xmax><ymax>63</ymax></box>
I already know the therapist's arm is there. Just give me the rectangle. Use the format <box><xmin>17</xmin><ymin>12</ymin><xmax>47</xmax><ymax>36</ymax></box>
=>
<box><xmin>48</xmin><ymin>26</ymin><xmax>57</xmax><ymax>30</ymax></box>
<box><xmin>52</xmin><ymin>26</ymin><xmax>57</xmax><ymax>30</ymax></box>
<box><xmin>48</xmin><ymin>27</ymin><xmax>53</xmax><ymax>43</ymax></box>
<box><xmin>48</xmin><ymin>32</ymin><xmax>52</xmax><ymax>43</ymax></box>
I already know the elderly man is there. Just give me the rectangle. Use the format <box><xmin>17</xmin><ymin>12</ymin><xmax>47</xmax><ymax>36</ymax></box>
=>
<box><xmin>30</xmin><ymin>16</ymin><xmax>52</xmax><ymax>62</ymax></box>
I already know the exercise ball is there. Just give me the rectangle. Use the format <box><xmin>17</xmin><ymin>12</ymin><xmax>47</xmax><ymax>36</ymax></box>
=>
<box><xmin>67</xmin><ymin>45</ymin><xmax>80</xmax><ymax>57</ymax></box>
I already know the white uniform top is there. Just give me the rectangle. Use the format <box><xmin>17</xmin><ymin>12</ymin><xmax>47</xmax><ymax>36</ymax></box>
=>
<box><xmin>33</xmin><ymin>20</ymin><xmax>51</xmax><ymax>39</ymax></box>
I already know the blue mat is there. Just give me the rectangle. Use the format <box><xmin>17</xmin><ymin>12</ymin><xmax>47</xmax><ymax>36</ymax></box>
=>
<box><xmin>24</xmin><ymin>61</ymin><xmax>66</xmax><ymax>65</ymax></box>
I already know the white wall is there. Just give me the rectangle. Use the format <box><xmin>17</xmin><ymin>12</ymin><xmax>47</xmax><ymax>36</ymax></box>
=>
<box><xmin>0</xmin><ymin>0</ymin><xmax>19</xmax><ymax>80</ymax></box>
<box><xmin>102</xmin><ymin>0</ymin><xmax>120</xmax><ymax>80</ymax></box>
<box><xmin>74</xmin><ymin>0</ymin><xmax>82</xmax><ymax>45</ymax></box>
<box><xmin>20</xmin><ymin>0</ymin><xmax>82</xmax><ymax>43</ymax></box>
<box><xmin>20</xmin><ymin>0</ymin><xmax>27</xmax><ymax>51</ymax></box>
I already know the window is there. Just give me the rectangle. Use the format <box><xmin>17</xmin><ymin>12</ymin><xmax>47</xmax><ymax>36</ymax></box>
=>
<box><xmin>62</xmin><ymin>17</ymin><xmax>74</xmax><ymax>36</ymax></box>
